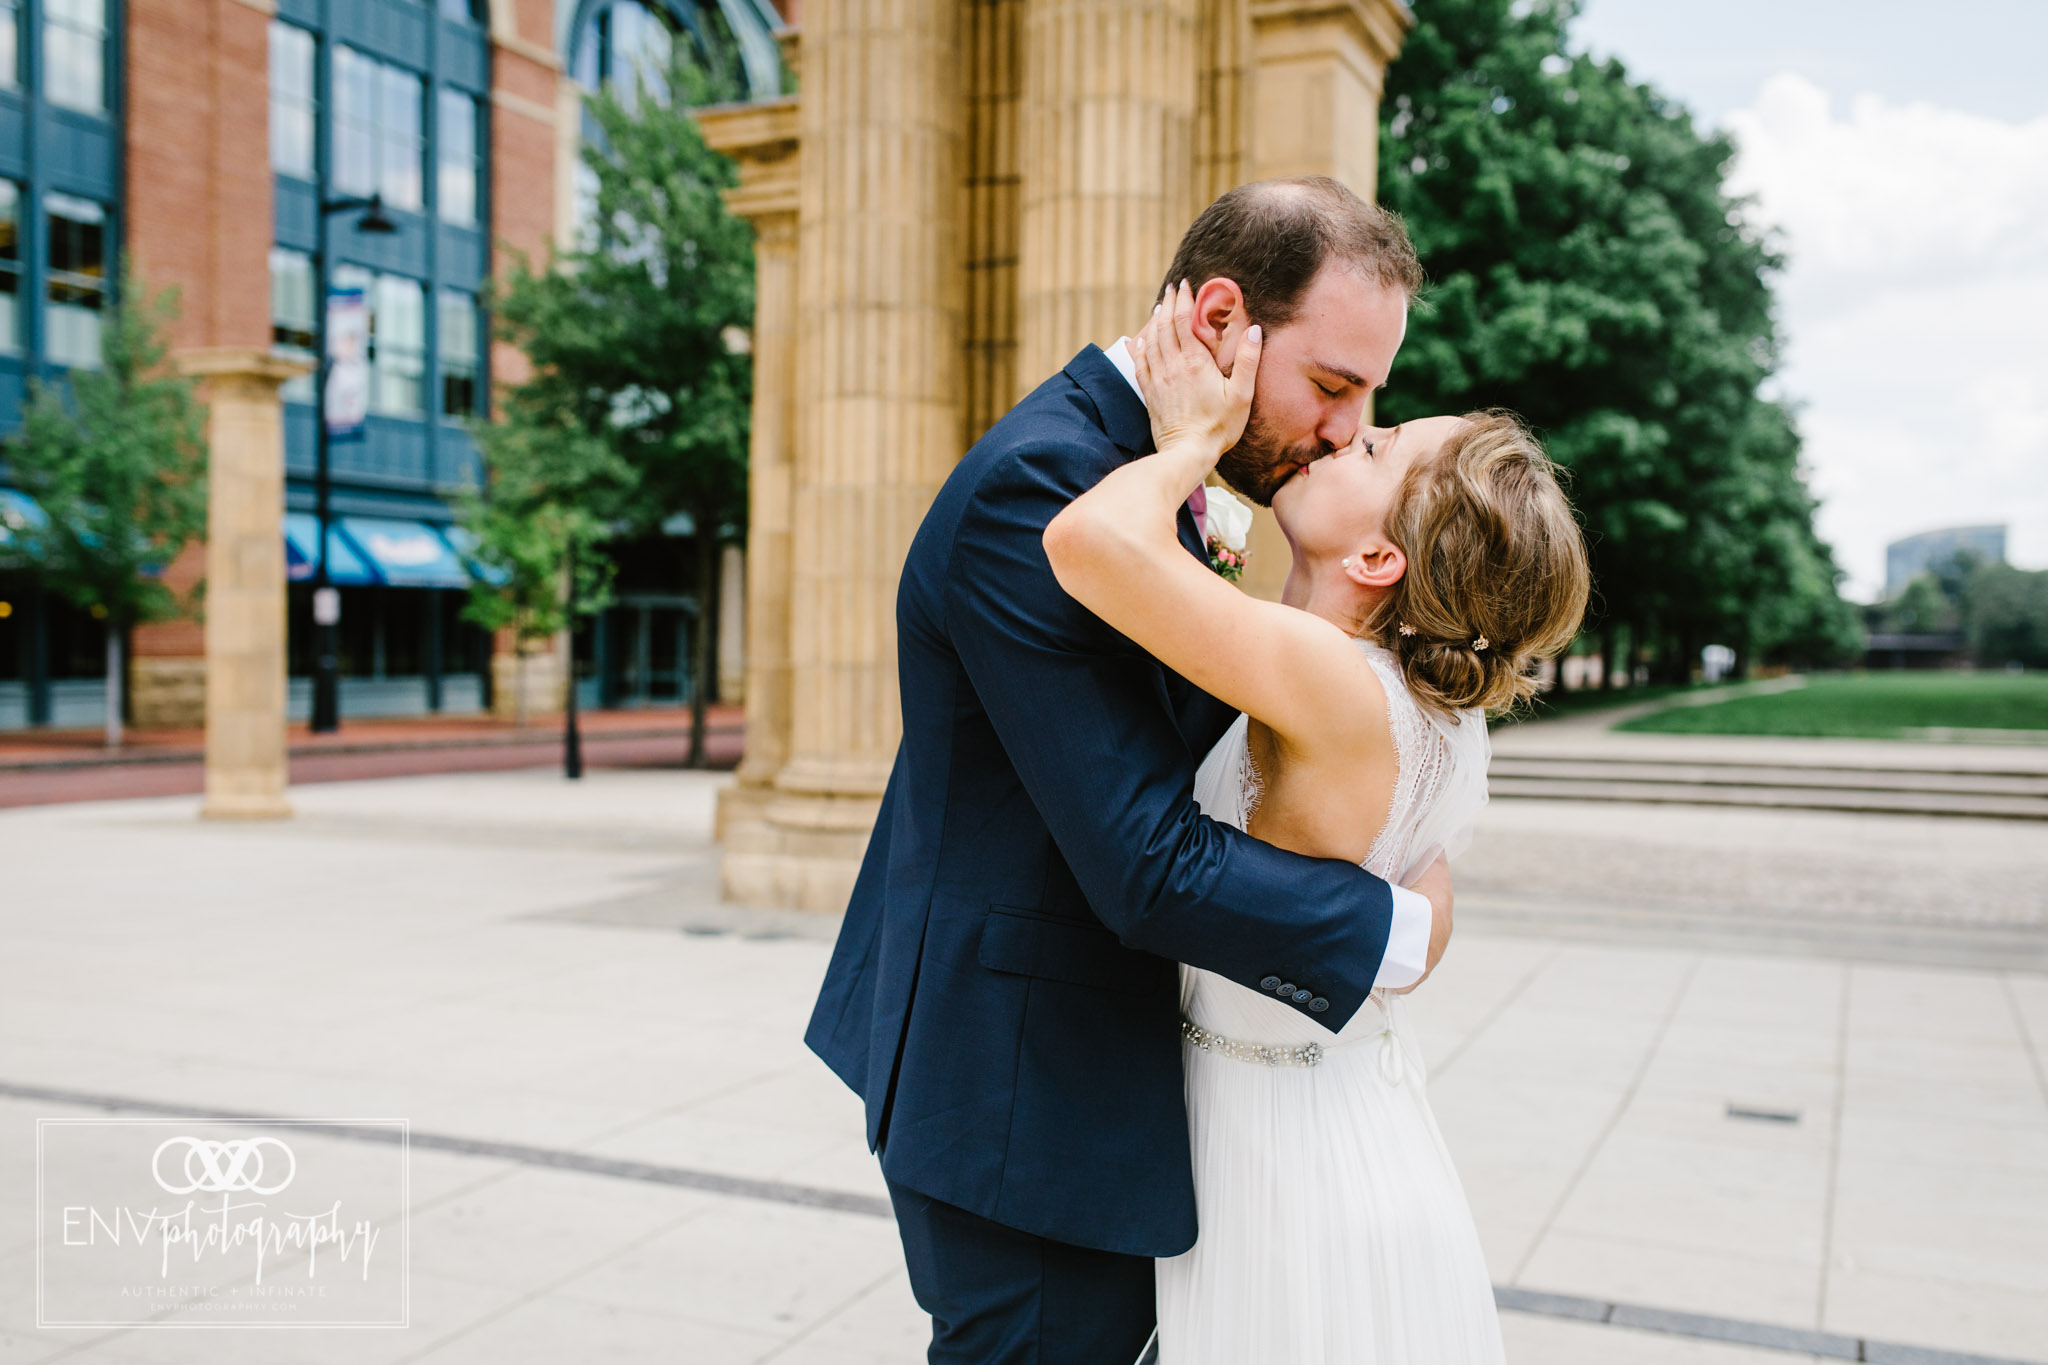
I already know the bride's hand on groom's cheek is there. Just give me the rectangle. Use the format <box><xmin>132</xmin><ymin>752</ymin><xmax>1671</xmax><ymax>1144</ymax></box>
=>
<box><xmin>1132</xmin><ymin>280</ymin><xmax>1261</xmax><ymax>457</ymax></box>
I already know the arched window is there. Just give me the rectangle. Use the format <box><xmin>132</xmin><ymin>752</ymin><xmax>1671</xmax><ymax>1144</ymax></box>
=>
<box><xmin>567</xmin><ymin>0</ymin><xmax>783</xmax><ymax>108</ymax></box>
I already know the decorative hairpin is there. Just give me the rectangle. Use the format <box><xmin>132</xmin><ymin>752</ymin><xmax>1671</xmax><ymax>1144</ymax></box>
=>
<box><xmin>1398</xmin><ymin>622</ymin><xmax>1417</xmax><ymax>637</ymax></box>
<box><xmin>1473</xmin><ymin>636</ymin><xmax>1490</xmax><ymax>651</ymax></box>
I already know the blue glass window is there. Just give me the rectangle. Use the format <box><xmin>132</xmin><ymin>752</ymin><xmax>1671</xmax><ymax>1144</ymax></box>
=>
<box><xmin>45</xmin><ymin>194</ymin><xmax>106</xmax><ymax>370</ymax></box>
<box><xmin>438</xmin><ymin>288</ymin><xmax>478</xmax><ymax>418</ymax></box>
<box><xmin>270</xmin><ymin>248</ymin><xmax>317</xmax><ymax>402</ymax></box>
<box><xmin>335</xmin><ymin>47</ymin><xmax>424</xmax><ymax>212</ymax></box>
<box><xmin>0</xmin><ymin>181</ymin><xmax>18</xmax><ymax>355</ymax></box>
<box><xmin>43</xmin><ymin>0</ymin><xmax>104</xmax><ymax>114</ymax></box>
<box><xmin>435</xmin><ymin>89</ymin><xmax>479</xmax><ymax>227</ymax></box>
<box><xmin>335</xmin><ymin>265</ymin><xmax>427</xmax><ymax>417</ymax></box>
<box><xmin>0</xmin><ymin>0</ymin><xmax>19</xmax><ymax>91</ymax></box>
<box><xmin>269</xmin><ymin>22</ymin><xmax>317</xmax><ymax>180</ymax></box>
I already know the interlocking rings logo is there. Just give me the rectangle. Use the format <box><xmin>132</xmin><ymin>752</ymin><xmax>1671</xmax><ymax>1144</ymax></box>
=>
<box><xmin>150</xmin><ymin>1136</ymin><xmax>297</xmax><ymax>1196</ymax></box>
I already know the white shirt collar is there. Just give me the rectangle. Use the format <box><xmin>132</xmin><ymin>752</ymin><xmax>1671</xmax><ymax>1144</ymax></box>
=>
<box><xmin>1104</xmin><ymin>338</ymin><xmax>1146</xmax><ymax>407</ymax></box>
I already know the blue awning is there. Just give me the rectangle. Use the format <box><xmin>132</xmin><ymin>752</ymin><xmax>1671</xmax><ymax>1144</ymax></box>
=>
<box><xmin>283</xmin><ymin>512</ymin><xmax>377</xmax><ymax>585</ymax></box>
<box><xmin>439</xmin><ymin>523</ymin><xmax>509</xmax><ymax>586</ymax></box>
<box><xmin>340</xmin><ymin>516</ymin><xmax>470</xmax><ymax>589</ymax></box>
<box><xmin>0</xmin><ymin>487</ymin><xmax>47</xmax><ymax>547</ymax></box>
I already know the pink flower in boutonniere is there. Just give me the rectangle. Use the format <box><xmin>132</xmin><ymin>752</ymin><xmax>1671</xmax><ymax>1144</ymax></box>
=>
<box><xmin>1202</xmin><ymin>486</ymin><xmax>1253</xmax><ymax>582</ymax></box>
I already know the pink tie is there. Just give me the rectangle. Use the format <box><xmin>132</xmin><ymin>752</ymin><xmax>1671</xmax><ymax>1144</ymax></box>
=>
<box><xmin>1187</xmin><ymin>485</ymin><xmax>1207</xmax><ymax>538</ymax></box>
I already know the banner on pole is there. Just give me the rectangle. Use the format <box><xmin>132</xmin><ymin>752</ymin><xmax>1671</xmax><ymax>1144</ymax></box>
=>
<box><xmin>324</xmin><ymin>287</ymin><xmax>369</xmax><ymax>440</ymax></box>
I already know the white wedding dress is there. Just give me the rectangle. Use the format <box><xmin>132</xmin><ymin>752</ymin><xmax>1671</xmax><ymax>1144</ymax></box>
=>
<box><xmin>1153</xmin><ymin>640</ymin><xmax>1506</xmax><ymax>1365</ymax></box>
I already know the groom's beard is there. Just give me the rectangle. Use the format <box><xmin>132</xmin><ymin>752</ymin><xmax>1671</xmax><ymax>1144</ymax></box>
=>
<box><xmin>1216</xmin><ymin>399</ymin><xmax>1324</xmax><ymax>507</ymax></box>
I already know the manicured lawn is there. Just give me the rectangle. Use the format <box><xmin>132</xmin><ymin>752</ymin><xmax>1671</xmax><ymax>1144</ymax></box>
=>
<box><xmin>1616</xmin><ymin>672</ymin><xmax>2048</xmax><ymax>739</ymax></box>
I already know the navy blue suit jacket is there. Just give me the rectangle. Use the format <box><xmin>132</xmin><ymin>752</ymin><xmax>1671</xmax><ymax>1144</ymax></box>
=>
<box><xmin>804</xmin><ymin>345</ymin><xmax>1401</xmax><ymax>1258</ymax></box>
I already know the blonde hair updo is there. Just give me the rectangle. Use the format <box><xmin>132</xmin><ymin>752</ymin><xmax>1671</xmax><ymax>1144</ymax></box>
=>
<box><xmin>1363</xmin><ymin>410</ymin><xmax>1591</xmax><ymax>716</ymax></box>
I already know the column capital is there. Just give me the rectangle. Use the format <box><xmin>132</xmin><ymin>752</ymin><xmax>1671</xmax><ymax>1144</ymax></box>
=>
<box><xmin>176</xmin><ymin>347</ymin><xmax>310</xmax><ymax>400</ymax></box>
<box><xmin>1249</xmin><ymin>0</ymin><xmax>1411</xmax><ymax>71</ymax></box>
<box><xmin>698</xmin><ymin>96</ymin><xmax>801</xmax><ymax>227</ymax></box>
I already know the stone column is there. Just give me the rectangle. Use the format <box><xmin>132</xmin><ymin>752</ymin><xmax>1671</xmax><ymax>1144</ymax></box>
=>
<box><xmin>181</xmin><ymin>349</ymin><xmax>306</xmax><ymax>821</ymax></box>
<box><xmin>699</xmin><ymin>96</ymin><xmax>800</xmax><ymax>846</ymax></box>
<box><xmin>1195</xmin><ymin>0</ymin><xmax>1253</xmax><ymax>204</ymax></box>
<box><xmin>1015</xmin><ymin>0</ymin><xmax>1200</xmax><ymax>383</ymax></box>
<box><xmin>725</xmin><ymin>0</ymin><xmax>966</xmax><ymax>913</ymax></box>
<box><xmin>1232</xmin><ymin>0</ymin><xmax>1409</xmax><ymax>603</ymax></box>
<box><xmin>1247</xmin><ymin>0</ymin><xmax>1407</xmax><ymax>191</ymax></box>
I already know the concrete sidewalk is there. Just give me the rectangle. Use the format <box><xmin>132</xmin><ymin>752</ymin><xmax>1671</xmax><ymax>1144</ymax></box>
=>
<box><xmin>1</xmin><ymin>770</ymin><xmax>2045</xmax><ymax>1364</ymax></box>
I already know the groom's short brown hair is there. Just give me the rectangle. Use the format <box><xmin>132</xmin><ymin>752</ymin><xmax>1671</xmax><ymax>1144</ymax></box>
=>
<box><xmin>1158</xmin><ymin>176</ymin><xmax>1424</xmax><ymax>327</ymax></box>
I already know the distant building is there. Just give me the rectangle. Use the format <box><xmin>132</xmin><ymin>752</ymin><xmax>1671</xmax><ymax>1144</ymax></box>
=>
<box><xmin>1885</xmin><ymin>525</ymin><xmax>2007</xmax><ymax>597</ymax></box>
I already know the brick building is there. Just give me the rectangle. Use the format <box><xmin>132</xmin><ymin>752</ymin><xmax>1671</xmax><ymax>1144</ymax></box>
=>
<box><xmin>0</xmin><ymin>0</ymin><xmax>782</xmax><ymax>730</ymax></box>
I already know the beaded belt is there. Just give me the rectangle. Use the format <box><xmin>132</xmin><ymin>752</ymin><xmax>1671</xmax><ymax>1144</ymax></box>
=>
<box><xmin>1180</xmin><ymin>1019</ymin><xmax>1326</xmax><ymax>1068</ymax></box>
<box><xmin>1181</xmin><ymin>997</ymin><xmax>1408</xmax><ymax>1084</ymax></box>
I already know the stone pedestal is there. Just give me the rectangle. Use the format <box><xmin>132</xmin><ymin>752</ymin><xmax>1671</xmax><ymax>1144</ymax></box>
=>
<box><xmin>491</xmin><ymin>647</ymin><xmax>567</xmax><ymax>722</ymax></box>
<box><xmin>182</xmin><ymin>349</ymin><xmax>304</xmax><ymax>821</ymax></box>
<box><xmin>130</xmin><ymin>656</ymin><xmax>208</xmax><ymax>729</ymax></box>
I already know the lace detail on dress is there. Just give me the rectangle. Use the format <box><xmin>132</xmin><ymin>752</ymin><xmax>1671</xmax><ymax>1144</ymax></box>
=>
<box><xmin>1239</xmin><ymin>741</ymin><xmax>1266</xmax><ymax>826</ymax></box>
<box><xmin>1357</xmin><ymin>641</ymin><xmax>1454</xmax><ymax>882</ymax></box>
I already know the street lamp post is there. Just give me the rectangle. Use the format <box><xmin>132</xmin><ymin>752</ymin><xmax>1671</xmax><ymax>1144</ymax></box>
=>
<box><xmin>310</xmin><ymin>193</ymin><xmax>397</xmax><ymax>734</ymax></box>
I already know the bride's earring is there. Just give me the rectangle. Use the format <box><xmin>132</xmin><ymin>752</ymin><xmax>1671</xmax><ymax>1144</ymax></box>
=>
<box><xmin>1341</xmin><ymin>557</ymin><xmax>1353</xmax><ymax>569</ymax></box>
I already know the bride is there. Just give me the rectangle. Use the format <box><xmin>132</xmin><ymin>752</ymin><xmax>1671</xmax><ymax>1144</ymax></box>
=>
<box><xmin>1044</xmin><ymin>284</ymin><xmax>1591</xmax><ymax>1362</ymax></box>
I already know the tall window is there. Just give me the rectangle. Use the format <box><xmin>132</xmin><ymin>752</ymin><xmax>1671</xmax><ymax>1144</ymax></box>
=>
<box><xmin>46</xmin><ymin>195</ymin><xmax>106</xmax><ymax>370</ymax></box>
<box><xmin>435</xmin><ymin>90</ymin><xmax>479</xmax><ymax>227</ymax></box>
<box><xmin>438</xmin><ymin>0</ymin><xmax>479</xmax><ymax>22</ymax></box>
<box><xmin>270</xmin><ymin>248</ymin><xmax>317</xmax><ymax>402</ymax></box>
<box><xmin>334</xmin><ymin>266</ymin><xmax>426</xmax><ymax>417</ymax></box>
<box><xmin>334</xmin><ymin>48</ymin><xmax>423</xmax><ymax>212</ymax></box>
<box><xmin>438</xmin><ymin>289</ymin><xmax>478</xmax><ymax>418</ymax></box>
<box><xmin>43</xmin><ymin>0</ymin><xmax>105</xmax><ymax>114</ymax></box>
<box><xmin>0</xmin><ymin>0</ymin><xmax>20</xmax><ymax>90</ymax></box>
<box><xmin>0</xmin><ymin>181</ymin><xmax>19</xmax><ymax>355</ymax></box>
<box><xmin>269</xmin><ymin>23</ymin><xmax>317</xmax><ymax>180</ymax></box>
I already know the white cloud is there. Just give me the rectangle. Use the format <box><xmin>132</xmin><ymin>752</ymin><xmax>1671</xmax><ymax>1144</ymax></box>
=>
<box><xmin>1723</xmin><ymin>73</ymin><xmax>2048</xmax><ymax>599</ymax></box>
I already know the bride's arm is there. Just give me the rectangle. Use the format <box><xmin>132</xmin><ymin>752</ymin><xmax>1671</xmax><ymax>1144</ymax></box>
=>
<box><xmin>1043</xmin><ymin>287</ymin><xmax>1376</xmax><ymax>751</ymax></box>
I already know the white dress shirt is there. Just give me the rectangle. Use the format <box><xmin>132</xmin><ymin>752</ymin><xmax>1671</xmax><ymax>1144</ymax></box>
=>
<box><xmin>1102</xmin><ymin>337</ymin><xmax>1435</xmax><ymax>990</ymax></box>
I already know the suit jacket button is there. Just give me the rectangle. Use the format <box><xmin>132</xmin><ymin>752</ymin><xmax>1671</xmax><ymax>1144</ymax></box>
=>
<box><xmin>1276</xmin><ymin>982</ymin><xmax>1296</xmax><ymax>997</ymax></box>
<box><xmin>1260</xmin><ymin>976</ymin><xmax>1282</xmax><ymax>992</ymax></box>
<box><xmin>1309</xmin><ymin>997</ymin><xmax>1329</xmax><ymax>1013</ymax></box>
<box><xmin>1292</xmin><ymin>989</ymin><xmax>1313</xmax><ymax>1004</ymax></box>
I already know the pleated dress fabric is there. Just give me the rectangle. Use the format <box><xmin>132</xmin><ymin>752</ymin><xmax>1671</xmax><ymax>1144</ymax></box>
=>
<box><xmin>1154</xmin><ymin>642</ymin><xmax>1506</xmax><ymax>1365</ymax></box>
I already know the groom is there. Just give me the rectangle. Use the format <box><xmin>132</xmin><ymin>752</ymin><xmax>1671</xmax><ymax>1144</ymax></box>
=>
<box><xmin>806</xmin><ymin>177</ymin><xmax>1445</xmax><ymax>1362</ymax></box>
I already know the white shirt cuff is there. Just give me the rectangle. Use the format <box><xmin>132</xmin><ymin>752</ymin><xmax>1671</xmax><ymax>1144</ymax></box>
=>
<box><xmin>1373</xmin><ymin>884</ymin><xmax>1433</xmax><ymax>990</ymax></box>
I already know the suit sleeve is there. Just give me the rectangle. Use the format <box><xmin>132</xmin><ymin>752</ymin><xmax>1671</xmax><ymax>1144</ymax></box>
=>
<box><xmin>944</xmin><ymin>438</ymin><xmax>1397</xmax><ymax>1032</ymax></box>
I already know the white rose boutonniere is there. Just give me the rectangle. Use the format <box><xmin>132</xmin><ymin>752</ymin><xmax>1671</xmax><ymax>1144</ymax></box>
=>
<box><xmin>1203</xmin><ymin>486</ymin><xmax>1253</xmax><ymax>582</ymax></box>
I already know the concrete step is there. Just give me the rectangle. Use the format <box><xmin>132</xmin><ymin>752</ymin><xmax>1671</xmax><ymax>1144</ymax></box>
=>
<box><xmin>1489</xmin><ymin>756</ymin><xmax>2048</xmax><ymax>799</ymax></box>
<box><xmin>1488</xmin><ymin>774</ymin><xmax>2048</xmax><ymax>820</ymax></box>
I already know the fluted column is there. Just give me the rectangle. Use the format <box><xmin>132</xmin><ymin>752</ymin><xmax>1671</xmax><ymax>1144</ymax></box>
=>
<box><xmin>1195</xmin><ymin>0</ymin><xmax>1253</xmax><ymax>204</ymax></box>
<box><xmin>1232</xmin><ymin>0</ymin><xmax>1409</xmax><ymax>604</ymax></box>
<box><xmin>1015</xmin><ymin>0</ymin><xmax>1200</xmax><ymax>385</ymax></box>
<box><xmin>700</xmin><ymin>97</ymin><xmax>801</xmax><ymax>855</ymax></box>
<box><xmin>725</xmin><ymin>0</ymin><xmax>966</xmax><ymax>912</ymax></box>
<box><xmin>1248</xmin><ymin>0</ymin><xmax>1408</xmax><ymax>190</ymax></box>
<box><xmin>180</xmin><ymin>349</ymin><xmax>306</xmax><ymax>821</ymax></box>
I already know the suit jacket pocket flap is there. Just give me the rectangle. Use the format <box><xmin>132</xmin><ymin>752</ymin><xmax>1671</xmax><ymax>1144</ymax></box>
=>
<box><xmin>977</xmin><ymin>908</ymin><xmax>1152</xmax><ymax>996</ymax></box>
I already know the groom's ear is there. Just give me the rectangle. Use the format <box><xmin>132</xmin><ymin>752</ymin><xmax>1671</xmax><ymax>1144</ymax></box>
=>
<box><xmin>1190</xmin><ymin>278</ymin><xmax>1249</xmax><ymax>371</ymax></box>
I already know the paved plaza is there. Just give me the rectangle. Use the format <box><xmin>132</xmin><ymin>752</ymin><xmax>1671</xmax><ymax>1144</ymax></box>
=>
<box><xmin>2</xmin><ymin>762</ymin><xmax>2046</xmax><ymax>1364</ymax></box>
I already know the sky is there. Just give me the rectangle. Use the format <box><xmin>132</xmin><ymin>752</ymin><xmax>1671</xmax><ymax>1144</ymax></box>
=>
<box><xmin>1566</xmin><ymin>0</ymin><xmax>2048</xmax><ymax>601</ymax></box>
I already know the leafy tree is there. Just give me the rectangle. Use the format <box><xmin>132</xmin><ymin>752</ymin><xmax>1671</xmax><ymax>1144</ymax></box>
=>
<box><xmin>1963</xmin><ymin>563</ymin><xmax>2048</xmax><ymax>668</ymax></box>
<box><xmin>468</xmin><ymin>42</ymin><xmax>751</xmax><ymax>764</ymax></box>
<box><xmin>1376</xmin><ymin>0</ymin><xmax>1860</xmax><ymax>680</ymax></box>
<box><xmin>5</xmin><ymin>269</ymin><xmax>207</xmax><ymax>746</ymax></box>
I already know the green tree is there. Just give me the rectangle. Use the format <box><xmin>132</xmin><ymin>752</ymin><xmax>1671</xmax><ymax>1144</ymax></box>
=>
<box><xmin>1960</xmin><ymin>562</ymin><xmax>2048</xmax><ymax>668</ymax></box>
<box><xmin>1376</xmin><ymin>0</ymin><xmax>1860</xmax><ymax>680</ymax></box>
<box><xmin>467</xmin><ymin>43</ymin><xmax>752</xmax><ymax>764</ymax></box>
<box><xmin>5</xmin><ymin>269</ymin><xmax>207</xmax><ymax>746</ymax></box>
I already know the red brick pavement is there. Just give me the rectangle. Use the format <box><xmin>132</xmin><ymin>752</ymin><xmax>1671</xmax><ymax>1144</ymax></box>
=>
<box><xmin>0</xmin><ymin>708</ymin><xmax>744</xmax><ymax>808</ymax></box>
